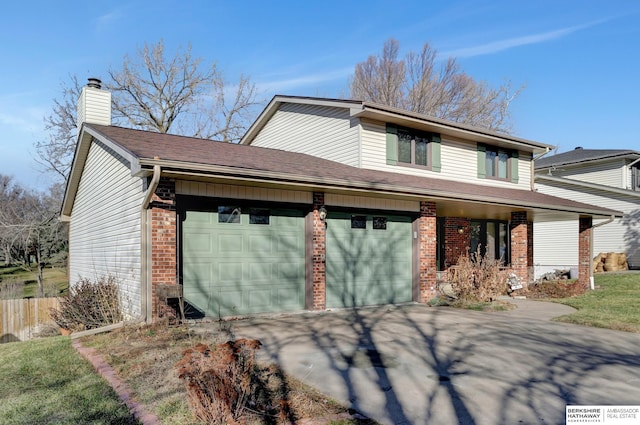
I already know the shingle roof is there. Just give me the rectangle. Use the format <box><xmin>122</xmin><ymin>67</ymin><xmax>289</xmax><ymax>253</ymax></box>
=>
<box><xmin>536</xmin><ymin>148</ymin><xmax>640</xmax><ymax>169</ymax></box>
<box><xmin>84</xmin><ymin>123</ymin><xmax>622</xmax><ymax>217</ymax></box>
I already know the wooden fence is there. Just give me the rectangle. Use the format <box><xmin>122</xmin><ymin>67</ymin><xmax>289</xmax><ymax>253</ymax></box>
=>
<box><xmin>0</xmin><ymin>298</ymin><xmax>60</xmax><ymax>343</ymax></box>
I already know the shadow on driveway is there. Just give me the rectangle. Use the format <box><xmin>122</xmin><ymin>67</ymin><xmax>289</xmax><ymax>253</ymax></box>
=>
<box><xmin>224</xmin><ymin>302</ymin><xmax>640</xmax><ymax>425</ymax></box>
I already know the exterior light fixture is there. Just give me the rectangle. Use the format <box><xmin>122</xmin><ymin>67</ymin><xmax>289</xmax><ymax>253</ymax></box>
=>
<box><xmin>457</xmin><ymin>226</ymin><xmax>464</xmax><ymax>234</ymax></box>
<box><xmin>318</xmin><ymin>206</ymin><xmax>328</xmax><ymax>221</ymax></box>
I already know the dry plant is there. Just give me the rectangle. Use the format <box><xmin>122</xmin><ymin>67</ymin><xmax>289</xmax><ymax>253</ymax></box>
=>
<box><xmin>526</xmin><ymin>280</ymin><xmax>587</xmax><ymax>299</ymax></box>
<box><xmin>49</xmin><ymin>275</ymin><xmax>122</xmax><ymax>331</ymax></box>
<box><xmin>0</xmin><ymin>276</ymin><xmax>23</xmax><ymax>299</ymax></box>
<box><xmin>176</xmin><ymin>338</ymin><xmax>267</xmax><ymax>424</ymax></box>
<box><xmin>450</xmin><ymin>249</ymin><xmax>509</xmax><ymax>303</ymax></box>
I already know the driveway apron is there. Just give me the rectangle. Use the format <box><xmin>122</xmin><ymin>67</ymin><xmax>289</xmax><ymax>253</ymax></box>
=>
<box><xmin>229</xmin><ymin>301</ymin><xmax>640</xmax><ymax>425</ymax></box>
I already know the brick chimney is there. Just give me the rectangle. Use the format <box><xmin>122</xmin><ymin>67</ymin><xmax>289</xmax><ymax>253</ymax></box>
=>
<box><xmin>77</xmin><ymin>78</ymin><xmax>111</xmax><ymax>136</ymax></box>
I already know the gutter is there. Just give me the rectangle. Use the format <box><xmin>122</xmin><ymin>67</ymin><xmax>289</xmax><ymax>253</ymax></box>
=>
<box><xmin>140</xmin><ymin>164</ymin><xmax>161</xmax><ymax>322</ymax></box>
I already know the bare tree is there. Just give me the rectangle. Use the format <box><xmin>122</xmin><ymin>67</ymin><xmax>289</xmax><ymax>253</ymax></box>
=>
<box><xmin>0</xmin><ymin>175</ymin><xmax>66</xmax><ymax>296</ymax></box>
<box><xmin>34</xmin><ymin>76</ymin><xmax>84</xmax><ymax>181</ymax></box>
<box><xmin>350</xmin><ymin>39</ymin><xmax>523</xmax><ymax>133</ymax></box>
<box><xmin>35</xmin><ymin>40</ymin><xmax>262</xmax><ymax>182</ymax></box>
<box><xmin>108</xmin><ymin>40</ymin><xmax>261</xmax><ymax>140</ymax></box>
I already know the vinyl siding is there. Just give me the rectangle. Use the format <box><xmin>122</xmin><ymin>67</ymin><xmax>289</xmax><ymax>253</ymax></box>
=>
<box><xmin>175</xmin><ymin>181</ymin><xmax>313</xmax><ymax>204</ymax></box>
<box><xmin>533</xmin><ymin>217</ymin><xmax>578</xmax><ymax>277</ymax></box>
<box><xmin>325</xmin><ymin>193</ymin><xmax>420</xmax><ymax>212</ymax></box>
<box><xmin>250</xmin><ymin>103</ymin><xmax>360</xmax><ymax>166</ymax></box>
<box><xmin>534</xmin><ymin>180</ymin><xmax>640</xmax><ymax>273</ymax></box>
<box><xmin>360</xmin><ymin>119</ymin><xmax>532</xmax><ymax>190</ymax></box>
<box><xmin>548</xmin><ymin>159</ymin><xmax>625</xmax><ymax>188</ymax></box>
<box><xmin>69</xmin><ymin>140</ymin><xmax>144</xmax><ymax>317</ymax></box>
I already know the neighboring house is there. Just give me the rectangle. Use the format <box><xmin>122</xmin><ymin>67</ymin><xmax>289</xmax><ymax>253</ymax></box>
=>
<box><xmin>61</xmin><ymin>82</ymin><xmax>621</xmax><ymax>321</ymax></box>
<box><xmin>534</xmin><ymin>147</ymin><xmax>640</xmax><ymax>276</ymax></box>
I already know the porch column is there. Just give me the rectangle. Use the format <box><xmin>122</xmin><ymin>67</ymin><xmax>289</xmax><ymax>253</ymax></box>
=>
<box><xmin>309</xmin><ymin>192</ymin><xmax>326</xmax><ymax>310</ymax></box>
<box><xmin>150</xmin><ymin>178</ymin><xmax>178</xmax><ymax>318</ymax></box>
<box><xmin>510</xmin><ymin>211</ymin><xmax>529</xmax><ymax>284</ymax></box>
<box><xmin>419</xmin><ymin>201</ymin><xmax>437</xmax><ymax>302</ymax></box>
<box><xmin>578</xmin><ymin>216</ymin><xmax>593</xmax><ymax>289</ymax></box>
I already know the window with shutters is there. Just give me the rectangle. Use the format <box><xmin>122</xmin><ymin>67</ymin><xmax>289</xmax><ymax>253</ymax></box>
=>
<box><xmin>386</xmin><ymin>124</ymin><xmax>441</xmax><ymax>171</ymax></box>
<box><xmin>477</xmin><ymin>144</ymin><xmax>519</xmax><ymax>183</ymax></box>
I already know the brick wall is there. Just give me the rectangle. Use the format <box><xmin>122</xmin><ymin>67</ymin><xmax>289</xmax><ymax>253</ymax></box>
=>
<box><xmin>510</xmin><ymin>211</ymin><xmax>528</xmax><ymax>284</ymax></box>
<box><xmin>578</xmin><ymin>216</ymin><xmax>593</xmax><ymax>289</ymax></box>
<box><xmin>150</xmin><ymin>178</ymin><xmax>177</xmax><ymax>317</ymax></box>
<box><xmin>419</xmin><ymin>201</ymin><xmax>437</xmax><ymax>302</ymax></box>
<box><xmin>443</xmin><ymin>217</ymin><xmax>471</xmax><ymax>267</ymax></box>
<box><xmin>311</xmin><ymin>192</ymin><xmax>326</xmax><ymax>310</ymax></box>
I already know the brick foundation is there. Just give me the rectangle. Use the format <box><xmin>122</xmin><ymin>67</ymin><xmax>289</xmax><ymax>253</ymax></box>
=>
<box><xmin>578</xmin><ymin>216</ymin><xmax>593</xmax><ymax>290</ymax></box>
<box><xmin>419</xmin><ymin>201</ymin><xmax>437</xmax><ymax>302</ymax></box>
<box><xmin>311</xmin><ymin>192</ymin><xmax>326</xmax><ymax>310</ymax></box>
<box><xmin>150</xmin><ymin>178</ymin><xmax>177</xmax><ymax>318</ymax></box>
<box><xmin>510</xmin><ymin>211</ymin><xmax>529</xmax><ymax>284</ymax></box>
<box><xmin>443</xmin><ymin>217</ymin><xmax>471</xmax><ymax>268</ymax></box>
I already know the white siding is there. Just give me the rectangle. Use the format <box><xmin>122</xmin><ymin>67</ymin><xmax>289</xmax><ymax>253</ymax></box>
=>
<box><xmin>69</xmin><ymin>141</ymin><xmax>144</xmax><ymax>318</ymax></box>
<box><xmin>534</xmin><ymin>180</ymin><xmax>640</xmax><ymax>273</ymax></box>
<box><xmin>77</xmin><ymin>87</ymin><xmax>111</xmax><ymax>129</ymax></box>
<box><xmin>550</xmin><ymin>159</ymin><xmax>625</xmax><ymax>188</ymax></box>
<box><xmin>360</xmin><ymin>119</ymin><xmax>533</xmax><ymax>190</ymax></box>
<box><xmin>175</xmin><ymin>181</ymin><xmax>313</xmax><ymax>203</ymax></box>
<box><xmin>250</xmin><ymin>103</ymin><xmax>360</xmax><ymax>166</ymax></box>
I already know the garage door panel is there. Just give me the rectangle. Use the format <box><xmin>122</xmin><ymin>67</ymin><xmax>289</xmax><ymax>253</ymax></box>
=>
<box><xmin>183</xmin><ymin>207</ymin><xmax>305</xmax><ymax>317</ymax></box>
<box><xmin>327</xmin><ymin>212</ymin><xmax>412</xmax><ymax>308</ymax></box>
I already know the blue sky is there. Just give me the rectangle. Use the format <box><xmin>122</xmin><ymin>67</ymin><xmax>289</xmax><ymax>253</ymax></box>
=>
<box><xmin>1</xmin><ymin>0</ymin><xmax>638</xmax><ymax>190</ymax></box>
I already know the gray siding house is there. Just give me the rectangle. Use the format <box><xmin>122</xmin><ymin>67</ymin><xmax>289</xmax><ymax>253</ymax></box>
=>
<box><xmin>534</xmin><ymin>148</ymin><xmax>640</xmax><ymax>275</ymax></box>
<box><xmin>61</xmin><ymin>84</ymin><xmax>621</xmax><ymax>320</ymax></box>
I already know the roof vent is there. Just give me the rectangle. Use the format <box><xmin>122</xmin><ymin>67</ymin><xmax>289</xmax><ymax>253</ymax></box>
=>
<box><xmin>87</xmin><ymin>78</ymin><xmax>102</xmax><ymax>89</ymax></box>
<box><xmin>575</xmin><ymin>146</ymin><xmax>583</xmax><ymax>150</ymax></box>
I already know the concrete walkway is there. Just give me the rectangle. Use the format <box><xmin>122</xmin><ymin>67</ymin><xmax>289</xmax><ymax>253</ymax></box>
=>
<box><xmin>228</xmin><ymin>300</ymin><xmax>640</xmax><ymax>425</ymax></box>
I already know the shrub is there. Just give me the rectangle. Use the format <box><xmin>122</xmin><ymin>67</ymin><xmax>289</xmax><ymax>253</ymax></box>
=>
<box><xmin>449</xmin><ymin>249</ymin><xmax>509</xmax><ymax>303</ymax></box>
<box><xmin>49</xmin><ymin>275</ymin><xmax>122</xmax><ymax>331</ymax></box>
<box><xmin>176</xmin><ymin>339</ymin><xmax>263</xmax><ymax>425</ymax></box>
<box><xmin>527</xmin><ymin>279</ymin><xmax>587</xmax><ymax>299</ymax></box>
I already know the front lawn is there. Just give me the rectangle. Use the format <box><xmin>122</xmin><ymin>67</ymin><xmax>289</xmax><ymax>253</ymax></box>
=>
<box><xmin>0</xmin><ymin>337</ymin><xmax>138</xmax><ymax>425</ymax></box>
<box><xmin>551</xmin><ymin>272</ymin><xmax>640</xmax><ymax>333</ymax></box>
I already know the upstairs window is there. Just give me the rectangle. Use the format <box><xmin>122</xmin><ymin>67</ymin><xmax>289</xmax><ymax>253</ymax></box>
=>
<box><xmin>386</xmin><ymin>124</ymin><xmax>441</xmax><ymax>172</ymax></box>
<box><xmin>477</xmin><ymin>144</ymin><xmax>519</xmax><ymax>183</ymax></box>
<box><xmin>632</xmin><ymin>164</ymin><xmax>640</xmax><ymax>191</ymax></box>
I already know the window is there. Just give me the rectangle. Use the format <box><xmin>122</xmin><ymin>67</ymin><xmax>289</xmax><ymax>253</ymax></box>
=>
<box><xmin>218</xmin><ymin>206</ymin><xmax>241</xmax><ymax>223</ymax></box>
<box><xmin>373</xmin><ymin>217</ymin><xmax>387</xmax><ymax>230</ymax></box>
<box><xmin>477</xmin><ymin>145</ymin><xmax>519</xmax><ymax>183</ymax></box>
<box><xmin>470</xmin><ymin>220</ymin><xmax>509</xmax><ymax>264</ymax></box>
<box><xmin>386</xmin><ymin>124</ymin><xmax>441</xmax><ymax>171</ymax></box>
<box><xmin>351</xmin><ymin>215</ymin><xmax>367</xmax><ymax>229</ymax></box>
<box><xmin>632</xmin><ymin>164</ymin><xmax>640</xmax><ymax>191</ymax></box>
<box><xmin>249</xmin><ymin>208</ymin><xmax>270</xmax><ymax>225</ymax></box>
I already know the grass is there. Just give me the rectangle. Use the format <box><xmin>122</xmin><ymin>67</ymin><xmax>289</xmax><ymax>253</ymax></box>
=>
<box><xmin>0</xmin><ymin>336</ymin><xmax>138</xmax><ymax>425</ymax></box>
<box><xmin>0</xmin><ymin>265</ymin><xmax>68</xmax><ymax>298</ymax></box>
<box><xmin>81</xmin><ymin>322</ymin><xmax>375</xmax><ymax>424</ymax></box>
<box><xmin>550</xmin><ymin>272</ymin><xmax>640</xmax><ymax>333</ymax></box>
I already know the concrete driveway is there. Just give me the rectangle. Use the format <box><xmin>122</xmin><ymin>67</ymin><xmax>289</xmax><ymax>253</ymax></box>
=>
<box><xmin>228</xmin><ymin>301</ymin><xmax>640</xmax><ymax>425</ymax></box>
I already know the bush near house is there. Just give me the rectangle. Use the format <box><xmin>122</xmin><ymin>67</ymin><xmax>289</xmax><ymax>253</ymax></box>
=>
<box><xmin>449</xmin><ymin>250</ymin><xmax>509</xmax><ymax>304</ymax></box>
<box><xmin>49</xmin><ymin>276</ymin><xmax>122</xmax><ymax>331</ymax></box>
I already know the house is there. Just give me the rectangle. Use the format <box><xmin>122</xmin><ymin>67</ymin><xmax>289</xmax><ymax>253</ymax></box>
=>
<box><xmin>61</xmin><ymin>81</ymin><xmax>622</xmax><ymax>321</ymax></box>
<box><xmin>534</xmin><ymin>147</ymin><xmax>640</xmax><ymax>276</ymax></box>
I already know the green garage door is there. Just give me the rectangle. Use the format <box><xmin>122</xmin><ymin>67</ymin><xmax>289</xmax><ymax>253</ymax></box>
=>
<box><xmin>182</xmin><ymin>206</ymin><xmax>305</xmax><ymax>317</ymax></box>
<box><xmin>326</xmin><ymin>212</ymin><xmax>413</xmax><ymax>308</ymax></box>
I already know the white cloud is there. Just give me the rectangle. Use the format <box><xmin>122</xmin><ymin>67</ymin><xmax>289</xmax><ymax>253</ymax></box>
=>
<box><xmin>256</xmin><ymin>67</ymin><xmax>352</xmax><ymax>95</ymax></box>
<box><xmin>441</xmin><ymin>20</ymin><xmax>606</xmax><ymax>58</ymax></box>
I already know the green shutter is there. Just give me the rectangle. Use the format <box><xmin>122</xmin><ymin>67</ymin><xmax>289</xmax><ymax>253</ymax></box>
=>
<box><xmin>386</xmin><ymin>124</ymin><xmax>398</xmax><ymax>165</ymax></box>
<box><xmin>511</xmin><ymin>151</ymin><xmax>519</xmax><ymax>183</ymax></box>
<box><xmin>477</xmin><ymin>144</ymin><xmax>486</xmax><ymax>179</ymax></box>
<box><xmin>431</xmin><ymin>133</ymin><xmax>441</xmax><ymax>172</ymax></box>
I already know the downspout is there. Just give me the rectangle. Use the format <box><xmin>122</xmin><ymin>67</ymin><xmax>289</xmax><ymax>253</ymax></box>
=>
<box><xmin>588</xmin><ymin>215</ymin><xmax>616</xmax><ymax>290</ymax></box>
<box><xmin>531</xmin><ymin>147</ymin><xmax>551</xmax><ymax>191</ymax></box>
<box><xmin>140</xmin><ymin>164</ymin><xmax>161</xmax><ymax>322</ymax></box>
